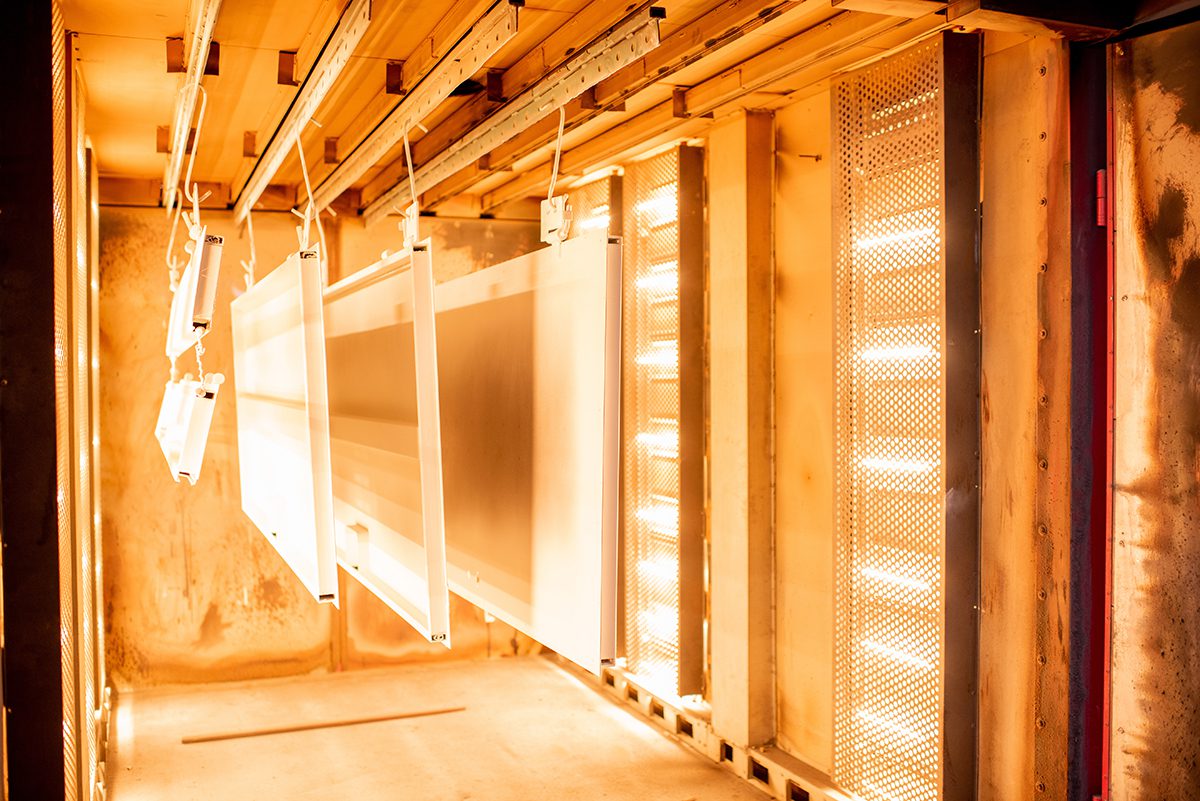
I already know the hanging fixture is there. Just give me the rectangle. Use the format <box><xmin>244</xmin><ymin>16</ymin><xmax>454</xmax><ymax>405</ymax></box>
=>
<box><xmin>159</xmin><ymin>79</ymin><xmax>225</xmax><ymax>486</ymax></box>
<box><xmin>323</xmin><ymin>241</ymin><xmax>452</xmax><ymax>643</ymax></box>
<box><xmin>231</xmin><ymin>246</ymin><xmax>339</xmax><ymax>604</ymax></box>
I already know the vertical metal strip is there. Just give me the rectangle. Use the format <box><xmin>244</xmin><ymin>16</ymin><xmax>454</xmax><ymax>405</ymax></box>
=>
<box><xmin>939</xmin><ymin>32</ymin><xmax>982</xmax><ymax>801</ymax></box>
<box><xmin>677</xmin><ymin>145</ymin><xmax>707</xmax><ymax>696</ymax></box>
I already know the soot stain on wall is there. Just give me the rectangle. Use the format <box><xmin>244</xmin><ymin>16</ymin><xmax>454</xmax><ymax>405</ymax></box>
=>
<box><xmin>1119</xmin><ymin>24</ymin><xmax>1200</xmax><ymax>797</ymax></box>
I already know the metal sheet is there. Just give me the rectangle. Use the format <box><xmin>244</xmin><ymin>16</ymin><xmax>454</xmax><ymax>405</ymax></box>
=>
<box><xmin>231</xmin><ymin>248</ymin><xmax>338</xmax><ymax>604</ymax></box>
<box><xmin>435</xmin><ymin>231</ymin><xmax>621</xmax><ymax>673</ymax></box>
<box><xmin>323</xmin><ymin>242</ymin><xmax>451</xmax><ymax>644</ymax></box>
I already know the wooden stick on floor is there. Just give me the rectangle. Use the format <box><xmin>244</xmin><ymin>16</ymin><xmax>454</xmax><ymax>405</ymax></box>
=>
<box><xmin>181</xmin><ymin>705</ymin><xmax>467</xmax><ymax>744</ymax></box>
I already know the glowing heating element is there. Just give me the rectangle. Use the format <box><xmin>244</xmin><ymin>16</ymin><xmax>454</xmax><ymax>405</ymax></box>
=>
<box><xmin>621</xmin><ymin>146</ymin><xmax>705</xmax><ymax>699</ymax></box>
<box><xmin>832</xmin><ymin>34</ymin><xmax>980</xmax><ymax>801</ymax></box>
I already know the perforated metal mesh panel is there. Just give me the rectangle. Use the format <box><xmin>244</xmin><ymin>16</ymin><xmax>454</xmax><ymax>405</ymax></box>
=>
<box><xmin>833</xmin><ymin>38</ymin><xmax>946</xmax><ymax>801</ymax></box>
<box><xmin>51</xmin><ymin>6</ymin><xmax>82</xmax><ymax>799</ymax></box>
<box><xmin>568</xmin><ymin>176</ymin><xmax>618</xmax><ymax>239</ymax></box>
<box><xmin>622</xmin><ymin>149</ymin><xmax>699</xmax><ymax>698</ymax></box>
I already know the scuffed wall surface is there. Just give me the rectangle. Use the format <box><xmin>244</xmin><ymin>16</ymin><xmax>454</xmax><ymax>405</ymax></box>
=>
<box><xmin>100</xmin><ymin>207</ymin><xmax>541</xmax><ymax>688</ymax></box>
<box><xmin>1111</xmin><ymin>20</ymin><xmax>1200</xmax><ymax>800</ymax></box>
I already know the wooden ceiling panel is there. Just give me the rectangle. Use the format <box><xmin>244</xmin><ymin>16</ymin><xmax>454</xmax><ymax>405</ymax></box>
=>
<box><xmin>73</xmin><ymin>35</ymin><xmax>176</xmax><ymax>178</ymax></box>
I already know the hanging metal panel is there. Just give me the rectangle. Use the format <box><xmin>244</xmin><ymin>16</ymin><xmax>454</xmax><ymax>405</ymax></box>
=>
<box><xmin>436</xmin><ymin>231</ymin><xmax>622</xmax><ymax>674</ymax></box>
<box><xmin>322</xmin><ymin>242</ymin><xmax>452</xmax><ymax>644</ymax></box>
<box><xmin>232</xmin><ymin>248</ymin><xmax>339</xmax><ymax>605</ymax></box>
<box><xmin>832</xmin><ymin>33</ymin><xmax>980</xmax><ymax>801</ymax></box>
<box><xmin>621</xmin><ymin>147</ymin><xmax>706</xmax><ymax>698</ymax></box>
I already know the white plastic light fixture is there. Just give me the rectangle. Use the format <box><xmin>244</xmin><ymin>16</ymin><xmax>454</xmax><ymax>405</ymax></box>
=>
<box><xmin>166</xmin><ymin>229</ymin><xmax>223</xmax><ymax>360</ymax></box>
<box><xmin>155</xmin><ymin>374</ymin><xmax>224</xmax><ymax>485</ymax></box>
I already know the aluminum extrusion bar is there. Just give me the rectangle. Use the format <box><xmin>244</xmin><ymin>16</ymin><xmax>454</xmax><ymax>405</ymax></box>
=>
<box><xmin>231</xmin><ymin>0</ymin><xmax>372</xmax><ymax>225</ymax></box>
<box><xmin>310</xmin><ymin>1</ymin><xmax>520</xmax><ymax>212</ymax></box>
<box><xmin>162</xmin><ymin>0</ymin><xmax>222</xmax><ymax>212</ymax></box>
<box><xmin>361</xmin><ymin>5</ymin><xmax>663</xmax><ymax>225</ymax></box>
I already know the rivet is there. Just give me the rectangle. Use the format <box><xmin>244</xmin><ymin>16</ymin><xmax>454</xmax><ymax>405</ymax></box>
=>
<box><xmin>1039</xmin><ymin>197</ymin><xmax>1048</xmax><ymax>206</ymax></box>
<box><xmin>1037</xmin><ymin>654</ymin><xmax>1047</xmax><ymax>665</ymax></box>
<box><xmin>1038</xmin><ymin>65</ymin><xmax>1047</xmax><ymax>76</ymax></box>
<box><xmin>1038</xmin><ymin>458</ymin><xmax>1048</xmax><ymax>471</ymax></box>
<box><xmin>1038</xmin><ymin>524</ymin><xmax>1049</xmax><ymax>537</ymax></box>
<box><xmin>1036</xmin><ymin>716</ymin><xmax>1047</xmax><ymax>728</ymax></box>
<box><xmin>1036</xmin><ymin>781</ymin><xmax>1047</xmax><ymax>792</ymax></box>
<box><xmin>1038</xmin><ymin>262</ymin><xmax>1047</xmax><ymax>273</ymax></box>
<box><xmin>1039</xmin><ymin>328</ymin><xmax>1048</xmax><ymax>340</ymax></box>
<box><xmin>1039</xmin><ymin>131</ymin><xmax>1047</xmax><ymax>141</ymax></box>
<box><xmin>1039</xmin><ymin>394</ymin><xmax>1049</xmax><ymax>406</ymax></box>
<box><xmin>1037</xmin><ymin>589</ymin><xmax>1047</xmax><ymax>600</ymax></box>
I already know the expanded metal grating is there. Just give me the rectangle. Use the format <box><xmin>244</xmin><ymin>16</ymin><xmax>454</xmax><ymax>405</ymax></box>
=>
<box><xmin>623</xmin><ymin>150</ymin><xmax>686</xmax><ymax>697</ymax></box>
<box><xmin>568</xmin><ymin>176</ymin><xmax>618</xmax><ymax>239</ymax></box>
<box><xmin>833</xmin><ymin>38</ymin><xmax>947</xmax><ymax>801</ymax></box>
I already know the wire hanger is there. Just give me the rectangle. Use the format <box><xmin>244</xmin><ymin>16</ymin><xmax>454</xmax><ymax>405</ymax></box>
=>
<box><xmin>540</xmin><ymin>107</ymin><xmax>571</xmax><ymax>248</ymax></box>
<box><xmin>293</xmin><ymin>127</ymin><xmax>331</xmax><ymax>285</ymax></box>
<box><xmin>165</xmin><ymin>83</ymin><xmax>210</xmax><ymax>292</ymax></box>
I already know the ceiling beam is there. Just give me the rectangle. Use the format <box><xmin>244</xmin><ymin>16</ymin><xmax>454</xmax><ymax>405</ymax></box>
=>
<box><xmin>361</xmin><ymin>4</ymin><xmax>667</xmax><ymax>225</ymax></box>
<box><xmin>478</xmin><ymin>11</ymin><xmax>948</xmax><ymax>209</ymax></box>
<box><xmin>355</xmin><ymin>0</ymin><xmax>669</xmax><ymax>210</ymax></box>
<box><xmin>406</xmin><ymin>0</ymin><xmax>816</xmax><ymax>210</ymax></box>
<box><xmin>676</xmin><ymin>10</ymin><xmax>910</xmax><ymax>118</ymax></box>
<box><xmin>231</xmin><ymin>0</ymin><xmax>372</xmax><ymax>225</ymax></box>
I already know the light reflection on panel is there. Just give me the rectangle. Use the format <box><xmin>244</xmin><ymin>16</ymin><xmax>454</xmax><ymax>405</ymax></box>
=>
<box><xmin>436</xmin><ymin>231</ymin><xmax>621</xmax><ymax>674</ymax></box>
<box><xmin>322</xmin><ymin>242</ymin><xmax>450</xmax><ymax>644</ymax></box>
<box><xmin>231</xmin><ymin>248</ymin><xmax>338</xmax><ymax>604</ymax></box>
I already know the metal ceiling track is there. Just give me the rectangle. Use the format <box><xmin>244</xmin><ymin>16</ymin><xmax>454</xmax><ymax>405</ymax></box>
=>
<box><xmin>311</xmin><ymin>0</ymin><xmax>522</xmax><ymax>213</ymax></box>
<box><xmin>231</xmin><ymin>0</ymin><xmax>373</xmax><ymax>225</ymax></box>
<box><xmin>361</xmin><ymin>3</ymin><xmax>664</xmax><ymax>226</ymax></box>
<box><xmin>162</xmin><ymin>0</ymin><xmax>222</xmax><ymax>212</ymax></box>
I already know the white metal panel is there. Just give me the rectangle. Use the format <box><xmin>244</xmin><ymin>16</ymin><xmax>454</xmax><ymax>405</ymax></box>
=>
<box><xmin>436</xmin><ymin>230</ymin><xmax>621</xmax><ymax>673</ymax></box>
<box><xmin>322</xmin><ymin>242</ymin><xmax>451</xmax><ymax>643</ymax></box>
<box><xmin>231</xmin><ymin>248</ymin><xmax>338</xmax><ymax>603</ymax></box>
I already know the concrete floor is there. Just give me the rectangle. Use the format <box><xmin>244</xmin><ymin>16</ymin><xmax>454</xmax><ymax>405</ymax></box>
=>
<box><xmin>108</xmin><ymin>656</ymin><xmax>768</xmax><ymax>801</ymax></box>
